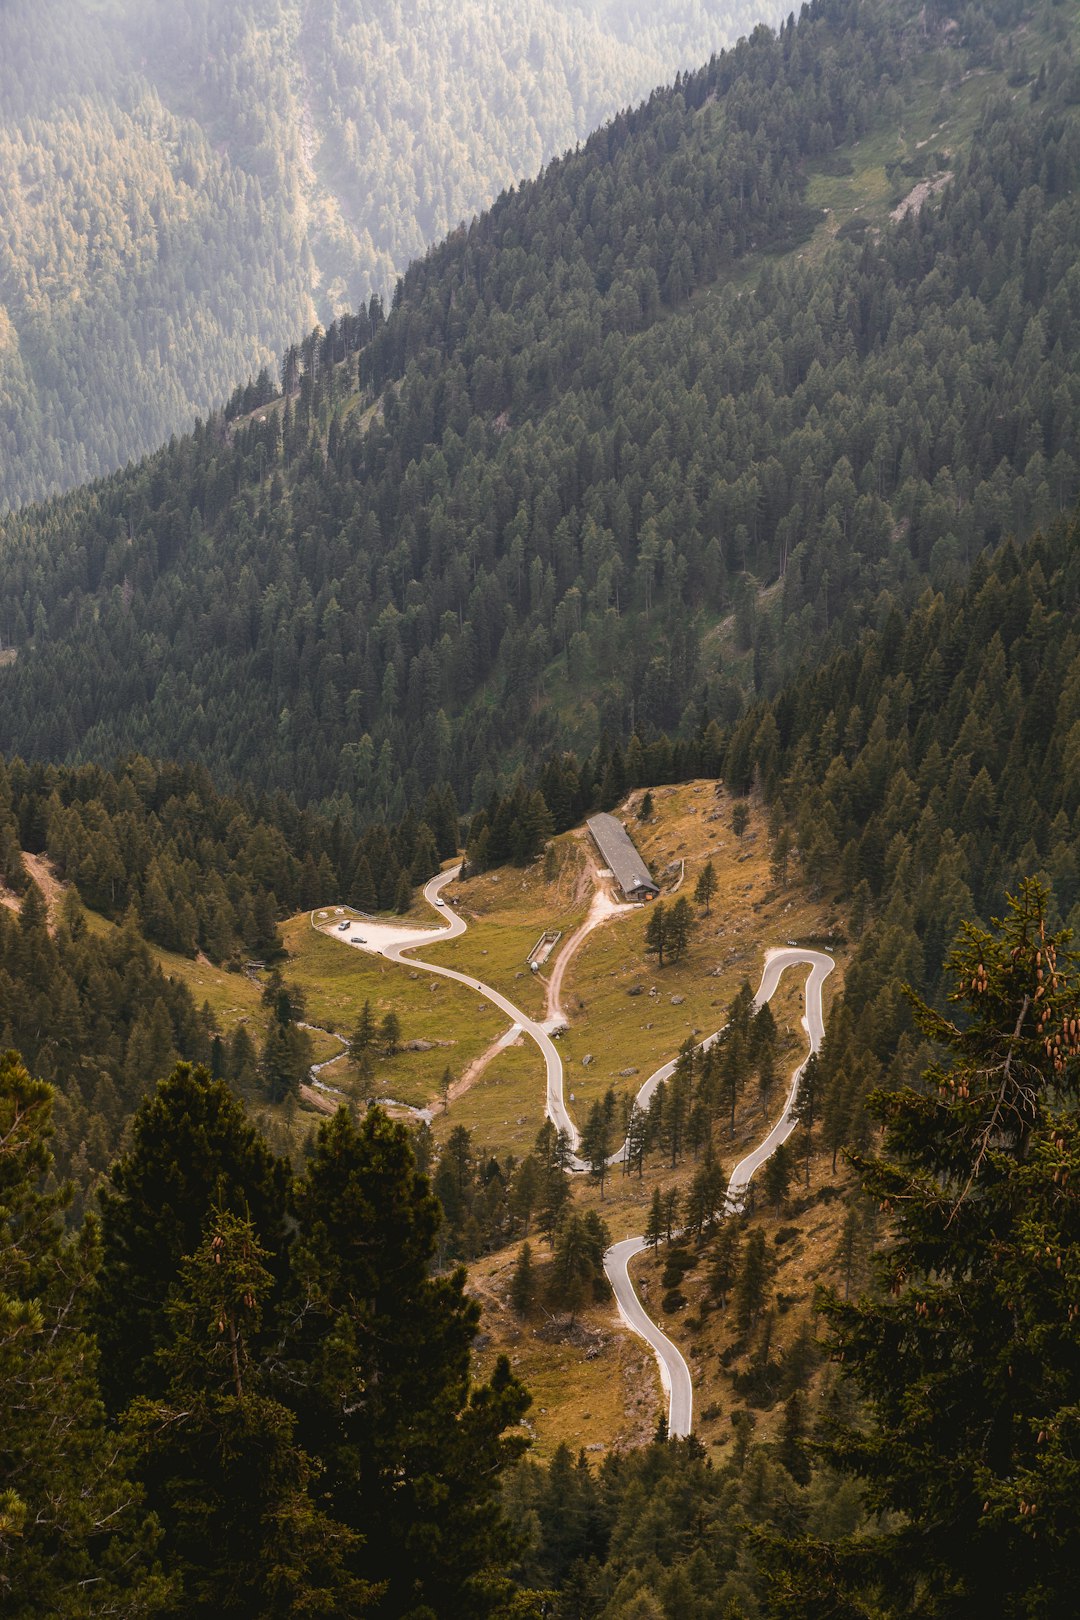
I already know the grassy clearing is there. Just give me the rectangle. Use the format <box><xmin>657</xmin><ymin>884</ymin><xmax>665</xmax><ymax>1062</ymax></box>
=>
<box><xmin>432</xmin><ymin>1037</ymin><xmax>547</xmax><ymax>1158</ymax></box>
<box><xmin>279</xmin><ymin>915</ymin><xmax>507</xmax><ymax>1110</ymax></box>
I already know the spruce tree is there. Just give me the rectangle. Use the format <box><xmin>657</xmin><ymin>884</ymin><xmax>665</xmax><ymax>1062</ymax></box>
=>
<box><xmin>286</xmin><ymin>1107</ymin><xmax>530</xmax><ymax>1616</ymax></box>
<box><xmin>693</xmin><ymin>860</ymin><xmax>717</xmax><ymax>914</ymax></box>
<box><xmin>125</xmin><ymin>1210</ymin><xmax>370</xmax><ymax>1618</ymax></box>
<box><xmin>379</xmin><ymin>1010</ymin><xmax>402</xmax><ymax>1057</ymax></box>
<box><xmin>666</xmin><ymin>896</ymin><xmax>693</xmax><ymax>963</ymax></box>
<box><xmin>643</xmin><ymin>1186</ymin><xmax>664</xmax><ymax>1251</ymax></box>
<box><xmin>580</xmin><ymin>1098</ymin><xmax>612</xmax><ymax>1196</ymax></box>
<box><xmin>644</xmin><ymin>901</ymin><xmax>667</xmax><ymax>966</ymax></box>
<box><xmin>510</xmin><ymin>1241</ymin><xmax>536</xmax><ymax>1317</ymax></box>
<box><xmin>0</xmin><ymin>1053</ymin><xmax>165</xmax><ymax>1617</ymax></box>
<box><xmin>349</xmin><ymin>999</ymin><xmax>377</xmax><ymax>1063</ymax></box>
<box><xmin>95</xmin><ymin>1064</ymin><xmax>290</xmax><ymax>1412</ymax></box>
<box><xmin>766</xmin><ymin>882</ymin><xmax>1080</xmax><ymax>1618</ymax></box>
<box><xmin>733</xmin><ymin>1229</ymin><xmax>770</xmax><ymax>1338</ymax></box>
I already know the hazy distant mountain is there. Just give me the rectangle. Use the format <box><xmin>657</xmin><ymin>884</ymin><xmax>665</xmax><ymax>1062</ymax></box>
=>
<box><xmin>0</xmin><ymin>0</ymin><xmax>780</xmax><ymax>510</ymax></box>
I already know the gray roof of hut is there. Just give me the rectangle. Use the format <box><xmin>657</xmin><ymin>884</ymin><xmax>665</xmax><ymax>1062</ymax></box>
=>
<box><xmin>586</xmin><ymin>813</ymin><xmax>659</xmax><ymax>898</ymax></box>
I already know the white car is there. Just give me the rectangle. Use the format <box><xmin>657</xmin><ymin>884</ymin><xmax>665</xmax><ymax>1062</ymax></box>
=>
<box><xmin>435</xmin><ymin>897</ymin><xmax>445</xmax><ymax>907</ymax></box>
<box><xmin>338</xmin><ymin>920</ymin><xmax>350</xmax><ymax>930</ymax></box>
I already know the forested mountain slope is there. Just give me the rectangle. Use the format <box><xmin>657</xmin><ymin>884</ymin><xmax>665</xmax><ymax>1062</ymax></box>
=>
<box><xmin>1</xmin><ymin>0</ymin><xmax>1077</xmax><ymax>818</ymax></box>
<box><xmin>0</xmin><ymin>0</ymin><xmax>774</xmax><ymax>511</ymax></box>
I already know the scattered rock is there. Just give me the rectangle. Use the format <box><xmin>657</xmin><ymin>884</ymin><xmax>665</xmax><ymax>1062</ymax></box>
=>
<box><xmin>587</xmin><ymin>1442</ymin><xmax>605</xmax><ymax>1452</ymax></box>
<box><xmin>671</xmin><ymin>994</ymin><xmax>685</xmax><ymax>1006</ymax></box>
<box><xmin>582</xmin><ymin>1053</ymin><xmax>594</xmax><ymax>1066</ymax></box>
<box><xmin>619</xmin><ymin>1066</ymin><xmax>640</xmax><ymax>1077</ymax></box>
<box><xmin>626</xmin><ymin>984</ymin><xmax>644</xmax><ymax>997</ymax></box>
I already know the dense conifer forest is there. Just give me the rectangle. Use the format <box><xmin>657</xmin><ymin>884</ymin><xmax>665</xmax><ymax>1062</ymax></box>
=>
<box><xmin>2</xmin><ymin>0</ymin><xmax>1078</xmax><ymax>823</ymax></box>
<box><xmin>0</xmin><ymin>0</ymin><xmax>773</xmax><ymax>510</ymax></box>
<box><xmin>4</xmin><ymin>0</ymin><xmax>1080</xmax><ymax>1612</ymax></box>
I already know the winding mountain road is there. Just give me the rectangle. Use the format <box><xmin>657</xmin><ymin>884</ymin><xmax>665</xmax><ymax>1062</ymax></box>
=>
<box><xmin>320</xmin><ymin>868</ymin><xmax>834</xmax><ymax>1440</ymax></box>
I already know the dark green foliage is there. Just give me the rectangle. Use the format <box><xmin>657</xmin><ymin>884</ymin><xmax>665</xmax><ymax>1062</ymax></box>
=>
<box><xmin>2</xmin><ymin>0</ymin><xmax>1071</xmax><ymax>824</ymax></box>
<box><xmin>510</xmin><ymin>1241</ymin><xmax>536</xmax><ymax>1318</ymax></box>
<box><xmin>734</xmin><ymin>1229</ymin><xmax>772</xmax><ymax>1338</ymax></box>
<box><xmin>580</xmin><ymin>1094</ymin><xmax>613</xmax><ymax>1196</ymax></box>
<box><xmin>694</xmin><ymin>860</ymin><xmax>717</xmax><ymax>914</ymax></box>
<box><xmin>763</xmin><ymin>1141</ymin><xmax>793</xmax><ymax>1211</ymax></box>
<box><xmin>547</xmin><ymin>1208</ymin><xmax>610</xmax><ymax>1319</ymax></box>
<box><xmin>727</xmin><ymin>509</ymin><xmax>1080</xmax><ymax>1170</ymax></box>
<box><xmin>0</xmin><ymin>835</ymin><xmax>217</xmax><ymax>1216</ymax></box>
<box><xmin>125</xmin><ymin>1209</ymin><xmax>371</xmax><ymax>1618</ymax></box>
<box><xmin>766</xmin><ymin>883</ymin><xmax>1080</xmax><ymax>1617</ymax></box>
<box><xmin>644</xmin><ymin>901</ymin><xmax>669</xmax><ymax>966</ymax></box>
<box><xmin>95</xmin><ymin>1063</ymin><xmax>290</xmax><ymax>1412</ymax></box>
<box><xmin>286</xmin><ymin>1107</ymin><xmax>531</xmax><ymax>1617</ymax></box>
<box><xmin>0</xmin><ymin>1052</ymin><xmax>166</xmax><ymax>1617</ymax></box>
<box><xmin>378</xmin><ymin>1010</ymin><xmax>402</xmax><ymax>1057</ymax></box>
<box><xmin>666</xmin><ymin>896</ymin><xmax>694</xmax><ymax>964</ymax></box>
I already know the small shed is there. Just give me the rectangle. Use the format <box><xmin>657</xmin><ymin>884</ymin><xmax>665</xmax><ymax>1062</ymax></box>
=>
<box><xmin>586</xmin><ymin>813</ymin><xmax>659</xmax><ymax>901</ymax></box>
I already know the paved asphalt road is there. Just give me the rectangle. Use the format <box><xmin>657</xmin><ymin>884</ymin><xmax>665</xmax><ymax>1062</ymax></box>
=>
<box><xmin>727</xmin><ymin>948</ymin><xmax>835</xmax><ymax>1206</ymax></box>
<box><xmin>603</xmin><ymin>946</ymin><xmax>835</xmax><ymax>1438</ymax></box>
<box><xmin>324</xmin><ymin>870</ymin><xmax>833</xmax><ymax>1439</ymax></box>
<box><xmin>383</xmin><ymin>869</ymin><xmax>585</xmax><ymax>1163</ymax></box>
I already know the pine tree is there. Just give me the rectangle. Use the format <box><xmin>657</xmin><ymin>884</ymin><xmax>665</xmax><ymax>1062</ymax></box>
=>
<box><xmin>693</xmin><ymin>860</ymin><xmax>717</xmax><ymax>914</ymax></box>
<box><xmin>733</xmin><ymin>1228</ymin><xmax>770</xmax><ymax>1337</ymax></box>
<box><xmin>777</xmin><ymin>1391</ymin><xmax>811</xmax><ymax>1485</ymax></box>
<box><xmin>510</xmin><ymin>1241</ymin><xmax>536</xmax><ymax>1317</ymax></box>
<box><xmin>287</xmin><ymin>1108</ymin><xmax>530</xmax><ymax>1615</ymax></box>
<box><xmin>548</xmin><ymin>1209</ymin><xmax>609</xmax><ymax>1320</ymax></box>
<box><xmin>706</xmin><ymin>1220</ymin><xmax>740</xmax><ymax>1309</ymax></box>
<box><xmin>125</xmin><ymin>1210</ymin><xmax>370</xmax><ymax>1618</ymax></box>
<box><xmin>763</xmin><ymin>1141</ymin><xmax>793</xmax><ymax>1210</ymax></box>
<box><xmin>0</xmin><ymin>1053</ymin><xmax>165</xmax><ymax>1616</ymax></box>
<box><xmin>379</xmin><ymin>1010</ymin><xmax>402</xmax><ymax>1056</ymax></box>
<box><xmin>580</xmin><ymin>1098</ymin><xmax>612</xmax><ymax>1196</ymax></box>
<box><xmin>349</xmin><ymin>999</ymin><xmax>377</xmax><ymax>1063</ymax></box>
<box><xmin>644</xmin><ymin>1185</ymin><xmax>664</xmax><ymax>1250</ymax></box>
<box><xmin>644</xmin><ymin>901</ymin><xmax>667</xmax><ymax>966</ymax></box>
<box><xmin>95</xmin><ymin>1063</ymin><xmax>289</xmax><ymax>1412</ymax></box>
<box><xmin>662</xmin><ymin>1186</ymin><xmax>681</xmax><ymax>1243</ymax></box>
<box><xmin>666</xmin><ymin>896</ymin><xmax>693</xmax><ymax>963</ymax></box>
<box><xmin>767</xmin><ymin>882</ymin><xmax>1080</xmax><ymax>1617</ymax></box>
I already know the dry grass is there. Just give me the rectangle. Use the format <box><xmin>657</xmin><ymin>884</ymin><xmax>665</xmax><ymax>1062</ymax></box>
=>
<box><xmin>468</xmin><ymin>1242</ymin><xmax>662</xmax><ymax>1464</ymax></box>
<box><xmin>431</xmin><ymin>1037</ymin><xmax>547</xmax><ymax>1158</ymax></box>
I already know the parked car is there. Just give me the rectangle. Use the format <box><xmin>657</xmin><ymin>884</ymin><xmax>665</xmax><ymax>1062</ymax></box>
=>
<box><xmin>338</xmin><ymin>920</ymin><xmax>350</xmax><ymax>930</ymax></box>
